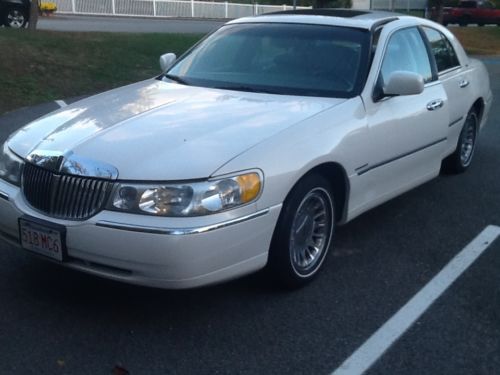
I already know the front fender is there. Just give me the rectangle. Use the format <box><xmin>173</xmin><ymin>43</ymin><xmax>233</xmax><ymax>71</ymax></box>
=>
<box><xmin>212</xmin><ymin>97</ymin><xmax>367</xmax><ymax>213</ymax></box>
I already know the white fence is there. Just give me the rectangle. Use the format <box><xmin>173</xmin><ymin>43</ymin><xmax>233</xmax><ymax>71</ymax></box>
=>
<box><xmin>372</xmin><ymin>0</ymin><xmax>426</xmax><ymax>10</ymax></box>
<box><xmin>51</xmin><ymin>0</ymin><xmax>308</xmax><ymax>19</ymax></box>
<box><xmin>51</xmin><ymin>0</ymin><xmax>426</xmax><ymax>20</ymax></box>
<box><xmin>352</xmin><ymin>0</ymin><xmax>427</xmax><ymax>11</ymax></box>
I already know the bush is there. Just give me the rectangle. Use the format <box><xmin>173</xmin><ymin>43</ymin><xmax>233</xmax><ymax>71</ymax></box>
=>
<box><xmin>40</xmin><ymin>2</ymin><xmax>57</xmax><ymax>12</ymax></box>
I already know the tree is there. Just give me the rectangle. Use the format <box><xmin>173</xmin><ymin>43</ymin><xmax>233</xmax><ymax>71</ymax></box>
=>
<box><xmin>28</xmin><ymin>0</ymin><xmax>39</xmax><ymax>30</ymax></box>
<box><xmin>428</xmin><ymin>0</ymin><xmax>445</xmax><ymax>23</ymax></box>
<box><xmin>436</xmin><ymin>0</ymin><xmax>445</xmax><ymax>23</ymax></box>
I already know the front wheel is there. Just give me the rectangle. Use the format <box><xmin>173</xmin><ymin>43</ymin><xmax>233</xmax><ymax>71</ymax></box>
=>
<box><xmin>442</xmin><ymin>110</ymin><xmax>478</xmax><ymax>174</ymax></box>
<box><xmin>268</xmin><ymin>174</ymin><xmax>335</xmax><ymax>288</ymax></box>
<box><xmin>3</xmin><ymin>7</ymin><xmax>28</xmax><ymax>28</ymax></box>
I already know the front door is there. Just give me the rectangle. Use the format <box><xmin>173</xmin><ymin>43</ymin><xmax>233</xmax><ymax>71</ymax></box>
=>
<box><xmin>353</xmin><ymin>26</ymin><xmax>449</xmax><ymax>215</ymax></box>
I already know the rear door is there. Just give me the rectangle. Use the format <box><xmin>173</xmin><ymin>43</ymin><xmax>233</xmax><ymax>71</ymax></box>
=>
<box><xmin>421</xmin><ymin>26</ymin><xmax>473</xmax><ymax>155</ymax></box>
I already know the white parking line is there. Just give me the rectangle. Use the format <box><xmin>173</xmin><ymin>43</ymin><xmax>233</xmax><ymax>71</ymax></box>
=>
<box><xmin>332</xmin><ymin>225</ymin><xmax>500</xmax><ymax>375</ymax></box>
<box><xmin>55</xmin><ymin>100</ymin><xmax>67</xmax><ymax>108</ymax></box>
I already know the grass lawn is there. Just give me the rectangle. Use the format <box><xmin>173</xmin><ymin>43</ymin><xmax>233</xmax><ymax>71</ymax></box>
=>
<box><xmin>448</xmin><ymin>26</ymin><xmax>500</xmax><ymax>55</ymax></box>
<box><xmin>0</xmin><ymin>26</ymin><xmax>498</xmax><ymax>115</ymax></box>
<box><xmin>0</xmin><ymin>30</ymin><xmax>201</xmax><ymax>114</ymax></box>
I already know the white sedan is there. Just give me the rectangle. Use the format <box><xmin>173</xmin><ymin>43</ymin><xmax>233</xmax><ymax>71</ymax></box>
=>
<box><xmin>0</xmin><ymin>10</ymin><xmax>492</xmax><ymax>289</ymax></box>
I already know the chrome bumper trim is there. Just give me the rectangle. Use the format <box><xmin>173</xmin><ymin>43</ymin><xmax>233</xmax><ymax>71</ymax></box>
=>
<box><xmin>0</xmin><ymin>190</ymin><xmax>9</xmax><ymax>201</ymax></box>
<box><xmin>95</xmin><ymin>208</ymin><xmax>270</xmax><ymax>235</ymax></box>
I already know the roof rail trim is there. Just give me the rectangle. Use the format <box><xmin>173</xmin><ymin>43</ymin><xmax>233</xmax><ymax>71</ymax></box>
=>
<box><xmin>265</xmin><ymin>9</ymin><xmax>372</xmax><ymax>18</ymax></box>
<box><xmin>370</xmin><ymin>17</ymin><xmax>399</xmax><ymax>32</ymax></box>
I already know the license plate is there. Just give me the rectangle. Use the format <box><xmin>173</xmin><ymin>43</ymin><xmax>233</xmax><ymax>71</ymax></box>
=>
<box><xmin>19</xmin><ymin>218</ymin><xmax>66</xmax><ymax>262</ymax></box>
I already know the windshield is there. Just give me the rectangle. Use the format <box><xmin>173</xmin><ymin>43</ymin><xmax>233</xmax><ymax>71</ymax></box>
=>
<box><xmin>166</xmin><ymin>23</ymin><xmax>370</xmax><ymax>98</ymax></box>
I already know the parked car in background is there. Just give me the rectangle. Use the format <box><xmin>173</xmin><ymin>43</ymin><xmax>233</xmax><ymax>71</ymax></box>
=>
<box><xmin>0</xmin><ymin>0</ymin><xmax>30</xmax><ymax>28</ymax></box>
<box><xmin>0</xmin><ymin>10</ymin><xmax>492</xmax><ymax>289</ymax></box>
<box><xmin>443</xmin><ymin>0</ymin><xmax>500</xmax><ymax>26</ymax></box>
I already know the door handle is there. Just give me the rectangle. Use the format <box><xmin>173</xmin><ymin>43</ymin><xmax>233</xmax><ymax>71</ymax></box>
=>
<box><xmin>459</xmin><ymin>79</ymin><xmax>469</xmax><ymax>88</ymax></box>
<box><xmin>427</xmin><ymin>99</ymin><xmax>444</xmax><ymax>111</ymax></box>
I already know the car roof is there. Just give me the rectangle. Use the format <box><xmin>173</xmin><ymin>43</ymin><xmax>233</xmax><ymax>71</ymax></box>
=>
<box><xmin>228</xmin><ymin>9</ymin><xmax>406</xmax><ymax>30</ymax></box>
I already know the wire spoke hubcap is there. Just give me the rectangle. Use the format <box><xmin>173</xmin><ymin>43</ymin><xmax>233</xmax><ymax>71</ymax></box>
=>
<box><xmin>289</xmin><ymin>188</ymin><xmax>333</xmax><ymax>275</ymax></box>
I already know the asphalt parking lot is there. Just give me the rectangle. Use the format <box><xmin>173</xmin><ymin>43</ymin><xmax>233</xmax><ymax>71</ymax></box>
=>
<box><xmin>0</xmin><ymin>59</ymin><xmax>498</xmax><ymax>374</ymax></box>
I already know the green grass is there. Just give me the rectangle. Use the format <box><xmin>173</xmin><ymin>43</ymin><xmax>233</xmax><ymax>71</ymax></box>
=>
<box><xmin>0</xmin><ymin>27</ymin><xmax>498</xmax><ymax>114</ymax></box>
<box><xmin>448</xmin><ymin>27</ymin><xmax>500</xmax><ymax>55</ymax></box>
<box><xmin>0</xmin><ymin>30</ymin><xmax>201</xmax><ymax>114</ymax></box>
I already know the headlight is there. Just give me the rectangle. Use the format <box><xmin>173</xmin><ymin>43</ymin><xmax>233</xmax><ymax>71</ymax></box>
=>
<box><xmin>108</xmin><ymin>171</ymin><xmax>262</xmax><ymax>217</ymax></box>
<box><xmin>0</xmin><ymin>143</ymin><xmax>23</xmax><ymax>186</ymax></box>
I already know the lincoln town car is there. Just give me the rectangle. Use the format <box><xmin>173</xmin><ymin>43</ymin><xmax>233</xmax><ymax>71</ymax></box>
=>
<box><xmin>0</xmin><ymin>10</ymin><xmax>492</xmax><ymax>288</ymax></box>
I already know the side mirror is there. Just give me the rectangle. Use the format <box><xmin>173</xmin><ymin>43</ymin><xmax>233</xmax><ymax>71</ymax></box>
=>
<box><xmin>383</xmin><ymin>71</ymin><xmax>424</xmax><ymax>96</ymax></box>
<box><xmin>160</xmin><ymin>53</ymin><xmax>177</xmax><ymax>73</ymax></box>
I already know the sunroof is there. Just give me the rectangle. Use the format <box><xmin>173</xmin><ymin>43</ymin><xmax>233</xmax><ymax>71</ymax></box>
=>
<box><xmin>266</xmin><ymin>9</ymin><xmax>371</xmax><ymax>18</ymax></box>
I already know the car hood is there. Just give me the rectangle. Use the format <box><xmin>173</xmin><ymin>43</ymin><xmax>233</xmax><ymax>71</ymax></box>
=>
<box><xmin>8</xmin><ymin>79</ymin><xmax>344</xmax><ymax>180</ymax></box>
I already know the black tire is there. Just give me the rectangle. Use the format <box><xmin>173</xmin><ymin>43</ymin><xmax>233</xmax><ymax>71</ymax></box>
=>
<box><xmin>267</xmin><ymin>174</ymin><xmax>335</xmax><ymax>288</ymax></box>
<box><xmin>459</xmin><ymin>17</ymin><xmax>469</xmax><ymax>26</ymax></box>
<box><xmin>442</xmin><ymin>110</ymin><xmax>478</xmax><ymax>174</ymax></box>
<box><xmin>3</xmin><ymin>6</ymin><xmax>28</xmax><ymax>29</ymax></box>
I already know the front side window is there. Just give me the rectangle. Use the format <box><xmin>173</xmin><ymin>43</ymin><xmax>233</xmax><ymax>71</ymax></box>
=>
<box><xmin>422</xmin><ymin>27</ymin><xmax>460</xmax><ymax>73</ymax></box>
<box><xmin>379</xmin><ymin>27</ymin><xmax>433</xmax><ymax>84</ymax></box>
<box><xmin>167</xmin><ymin>23</ymin><xmax>370</xmax><ymax>98</ymax></box>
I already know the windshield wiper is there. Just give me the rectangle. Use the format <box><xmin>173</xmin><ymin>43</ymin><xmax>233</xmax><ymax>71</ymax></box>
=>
<box><xmin>213</xmin><ymin>85</ymin><xmax>278</xmax><ymax>95</ymax></box>
<box><xmin>163</xmin><ymin>74</ymin><xmax>188</xmax><ymax>85</ymax></box>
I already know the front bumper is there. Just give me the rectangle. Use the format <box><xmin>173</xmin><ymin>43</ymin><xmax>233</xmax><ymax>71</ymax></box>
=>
<box><xmin>0</xmin><ymin>180</ymin><xmax>281</xmax><ymax>289</ymax></box>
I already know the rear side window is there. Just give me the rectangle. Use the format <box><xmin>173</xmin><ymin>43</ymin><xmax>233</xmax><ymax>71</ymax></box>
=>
<box><xmin>422</xmin><ymin>27</ymin><xmax>460</xmax><ymax>73</ymax></box>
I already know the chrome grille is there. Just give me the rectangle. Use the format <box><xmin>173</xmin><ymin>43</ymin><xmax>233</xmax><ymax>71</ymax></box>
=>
<box><xmin>22</xmin><ymin>163</ymin><xmax>112</xmax><ymax>220</ymax></box>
